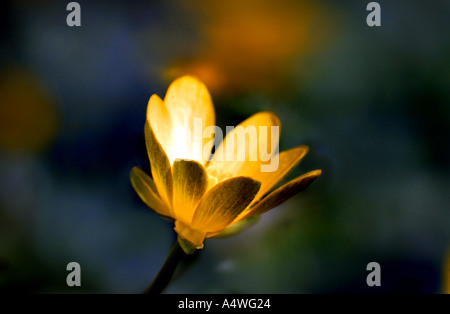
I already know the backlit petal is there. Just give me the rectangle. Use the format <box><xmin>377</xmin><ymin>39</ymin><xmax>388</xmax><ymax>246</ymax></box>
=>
<box><xmin>190</xmin><ymin>177</ymin><xmax>261</xmax><ymax>234</ymax></box>
<box><xmin>163</xmin><ymin>76</ymin><xmax>215</xmax><ymax>165</ymax></box>
<box><xmin>237</xmin><ymin>170</ymin><xmax>321</xmax><ymax>221</ymax></box>
<box><xmin>146</xmin><ymin>94</ymin><xmax>172</xmax><ymax>155</ymax></box>
<box><xmin>206</xmin><ymin>111</ymin><xmax>280</xmax><ymax>186</ymax></box>
<box><xmin>130</xmin><ymin>167</ymin><xmax>172</xmax><ymax>219</ymax></box>
<box><xmin>172</xmin><ymin>159</ymin><xmax>208</xmax><ymax>225</ymax></box>
<box><xmin>250</xmin><ymin>145</ymin><xmax>309</xmax><ymax>205</ymax></box>
<box><xmin>145</xmin><ymin>122</ymin><xmax>174</xmax><ymax>215</ymax></box>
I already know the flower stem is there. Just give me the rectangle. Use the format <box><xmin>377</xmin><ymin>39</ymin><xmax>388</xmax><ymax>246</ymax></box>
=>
<box><xmin>145</xmin><ymin>239</ymin><xmax>184</xmax><ymax>294</ymax></box>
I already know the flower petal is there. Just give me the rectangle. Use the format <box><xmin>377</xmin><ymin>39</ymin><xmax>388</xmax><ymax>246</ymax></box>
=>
<box><xmin>251</xmin><ymin>145</ymin><xmax>309</xmax><ymax>204</ymax></box>
<box><xmin>145</xmin><ymin>122</ymin><xmax>174</xmax><ymax>215</ymax></box>
<box><xmin>191</xmin><ymin>177</ymin><xmax>261</xmax><ymax>234</ymax></box>
<box><xmin>206</xmin><ymin>111</ymin><xmax>280</xmax><ymax>186</ymax></box>
<box><xmin>146</xmin><ymin>94</ymin><xmax>172</xmax><ymax>156</ymax></box>
<box><xmin>172</xmin><ymin>159</ymin><xmax>208</xmax><ymax>225</ymax></box>
<box><xmin>163</xmin><ymin>75</ymin><xmax>215</xmax><ymax>165</ymax></box>
<box><xmin>130</xmin><ymin>166</ymin><xmax>172</xmax><ymax>219</ymax></box>
<box><xmin>238</xmin><ymin>169</ymin><xmax>321</xmax><ymax>221</ymax></box>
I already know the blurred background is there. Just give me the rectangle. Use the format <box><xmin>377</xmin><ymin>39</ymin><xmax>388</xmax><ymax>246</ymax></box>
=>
<box><xmin>0</xmin><ymin>0</ymin><xmax>449</xmax><ymax>293</ymax></box>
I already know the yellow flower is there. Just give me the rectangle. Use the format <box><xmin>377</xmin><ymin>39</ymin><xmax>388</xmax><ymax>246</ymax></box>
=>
<box><xmin>130</xmin><ymin>76</ymin><xmax>321</xmax><ymax>254</ymax></box>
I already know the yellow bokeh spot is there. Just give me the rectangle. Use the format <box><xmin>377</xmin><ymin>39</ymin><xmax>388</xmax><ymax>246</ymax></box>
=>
<box><xmin>0</xmin><ymin>68</ymin><xmax>58</xmax><ymax>152</ymax></box>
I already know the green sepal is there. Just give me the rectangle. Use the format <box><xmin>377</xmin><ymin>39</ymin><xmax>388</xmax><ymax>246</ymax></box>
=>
<box><xmin>214</xmin><ymin>216</ymin><xmax>260</xmax><ymax>238</ymax></box>
<box><xmin>177</xmin><ymin>235</ymin><xmax>203</xmax><ymax>255</ymax></box>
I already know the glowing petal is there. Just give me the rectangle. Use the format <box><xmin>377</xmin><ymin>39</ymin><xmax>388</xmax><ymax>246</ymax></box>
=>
<box><xmin>238</xmin><ymin>170</ymin><xmax>321</xmax><ymax>221</ymax></box>
<box><xmin>191</xmin><ymin>177</ymin><xmax>261</xmax><ymax>234</ymax></box>
<box><xmin>206</xmin><ymin>111</ymin><xmax>280</xmax><ymax>185</ymax></box>
<box><xmin>144</xmin><ymin>122</ymin><xmax>174</xmax><ymax>215</ymax></box>
<box><xmin>163</xmin><ymin>76</ymin><xmax>215</xmax><ymax>165</ymax></box>
<box><xmin>251</xmin><ymin>145</ymin><xmax>309</xmax><ymax>204</ymax></box>
<box><xmin>172</xmin><ymin>159</ymin><xmax>208</xmax><ymax>225</ymax></box>
<box><xmin>130</xmin><ymin>167</ymin><xmax>172</xmax><ymax>219</ymax></box>
<box><xmin>146</xmin><ymin>94</ymin><xmax>172</xmax><ymax>156</ymax></box>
